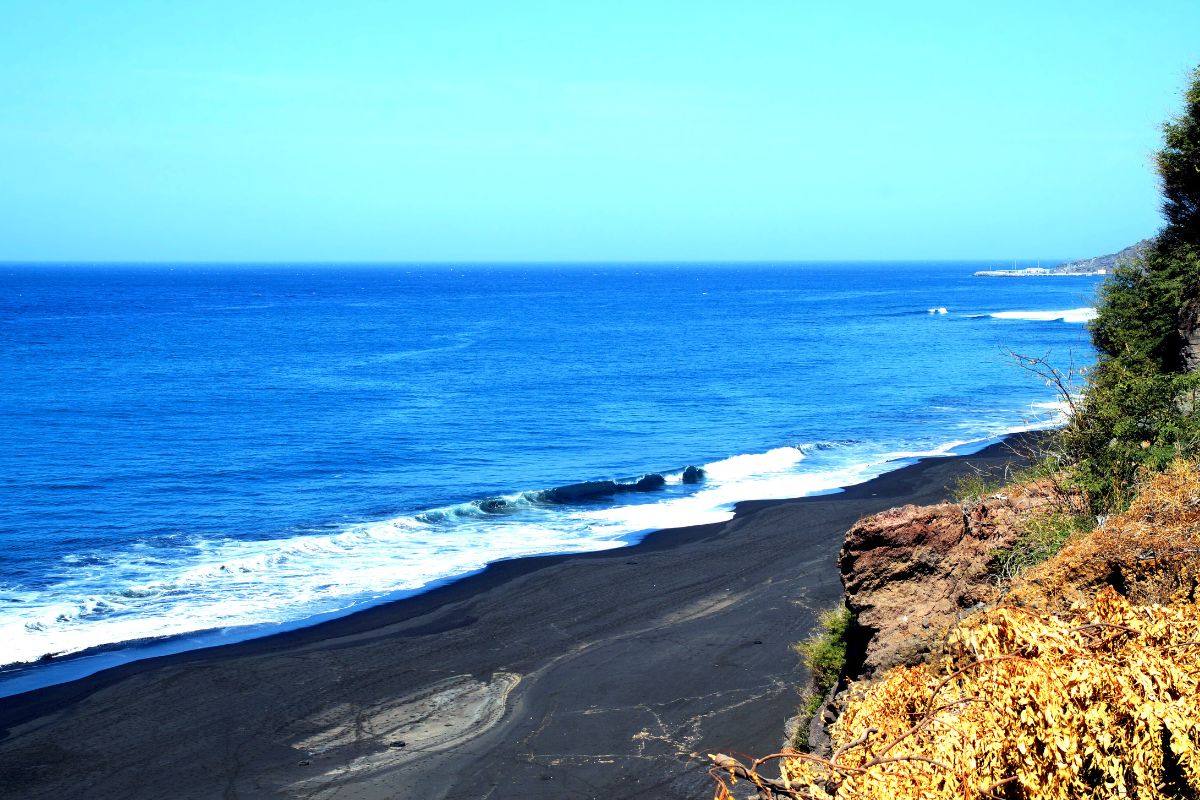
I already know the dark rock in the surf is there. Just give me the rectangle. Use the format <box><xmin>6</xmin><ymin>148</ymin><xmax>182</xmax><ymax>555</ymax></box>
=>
<box><xmin>545</xmin><ymin>474</ymin><xmax>668</xmax><ymax>503</ymax></box>
<box><xmin>544</xmin><ymin>480</ymin><xmax>621</xmax><ymax>503</ymax></box>
<box><xmin>681</xmin><ymin>466</ymin><xmax>705</xmax><ymax>484</ymax></box>
<box><xmin>478</xmin><ymin>498</ymin><xmax>510</xmax><ymax>513</ymax></box>
<box><xmin>633</xmin><ymin>474</ymin><xmax>666</xmax><ymax>492</ymax></box>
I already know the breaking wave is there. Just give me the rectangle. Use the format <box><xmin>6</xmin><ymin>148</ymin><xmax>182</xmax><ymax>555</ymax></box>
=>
<box><xmin>0</xmin><ymin>401</ymin><xmax>1069</xmax><ymax>680</ymax></box>
<box><xmin>969</xmin><ymin>308</ymin><xmax>1097</xmax><ymax>323</ymax></box>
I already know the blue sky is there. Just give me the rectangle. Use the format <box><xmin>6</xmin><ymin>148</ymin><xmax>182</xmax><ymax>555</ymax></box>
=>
<box><xmin>1</xmin><ymin>1</ymin><xmax>1198</xmax><ymax>262</ymax></box>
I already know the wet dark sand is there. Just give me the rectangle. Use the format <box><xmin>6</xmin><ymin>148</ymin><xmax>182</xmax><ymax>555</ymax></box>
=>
<box><xmin>0</xmin><ymin>438</ymin><xmax>1031</xmax><ymax>800</ymax></box>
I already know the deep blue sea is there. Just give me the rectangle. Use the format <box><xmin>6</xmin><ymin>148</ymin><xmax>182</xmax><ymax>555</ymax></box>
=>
<box><xmin>0</xmin><ymin>263</ymin><xmax>1102</xmax><ymax>694</ymax></box>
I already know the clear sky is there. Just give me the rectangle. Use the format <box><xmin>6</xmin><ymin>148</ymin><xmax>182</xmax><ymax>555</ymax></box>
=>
<box><xmin>2</xmin><ymin>1</ymin><xmax>1199</xmax><ymax>262</ymax></box>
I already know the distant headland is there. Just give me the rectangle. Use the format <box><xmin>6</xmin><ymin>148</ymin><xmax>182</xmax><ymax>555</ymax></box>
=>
<box><xmin>974</xmin><ymin>238</ymin><xmax>1153</xmax><ymax>277</ymax></box>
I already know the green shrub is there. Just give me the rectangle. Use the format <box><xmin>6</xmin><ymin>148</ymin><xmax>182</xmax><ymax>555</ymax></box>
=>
<box><xmin>952</xmin><ymin>470</ymin><xmax>1001</xmax><ymax>505</ymax></box>
<box><xmin>792</xmin><ymin>606</ymin><xmax>854</xmax><ymax>747</ymax></box>
<box><xmin>1064</xmin><ymin>67</ymin><xmax>1200</xmax><ymax>511</ymax></box>
<box><xmin>1061</xmin><ymin>360</ymin><xmax>1200</xmax><ymax>509</ymax></box>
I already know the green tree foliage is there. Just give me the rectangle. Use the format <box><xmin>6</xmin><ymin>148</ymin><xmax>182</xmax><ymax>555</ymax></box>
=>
<box><xmin>1090</xmin><ymin>67</ymin><xmax>1200</xmax><ymax>370</ymax></box>
<box><xmin>1089</xmin><ymin>262</ymin><xmax>1191</xmax><ymax>368</ymax></box>
<box><xmin>1158</xmin><ymin>68</ymin><xmax>1200</xmax><ymax>243</ymax></box>
<box><xmin>1065</xmin><ymin>67</ymin><xmax>1200</xmax><ymax>507</ymax></box>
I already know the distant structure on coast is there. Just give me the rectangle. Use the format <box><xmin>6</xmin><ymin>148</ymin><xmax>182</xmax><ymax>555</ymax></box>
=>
<box><xmin>974</xmin><ymin>238</ymin><xmax>1153</xmax><ymax>277</ymax></box>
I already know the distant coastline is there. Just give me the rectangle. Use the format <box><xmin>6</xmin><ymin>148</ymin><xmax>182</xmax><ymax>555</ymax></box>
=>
<box><xmin>974</xmin><ymin>238</ymin><xmax>1152</xmax><ymax>277</ymax></box>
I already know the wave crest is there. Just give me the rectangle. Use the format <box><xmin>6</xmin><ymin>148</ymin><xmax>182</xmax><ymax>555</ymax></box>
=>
<box><xmin>985</xmin><ymin>308</ymin><xmax>1097</xmax><ymax>323</ymax></box>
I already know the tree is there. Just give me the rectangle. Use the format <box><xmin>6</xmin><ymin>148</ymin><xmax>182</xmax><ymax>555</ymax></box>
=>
<box><xmin>1091</xmin><ymin>68</ymin><xmax>1200</xmax><ymax>371</ymax></box>
<box><xmin>1067</xmin><ymin>66</ymin><xmax>1200</xmax><ymax>507</ymax></box>
<box><xmin>1157</xmin><ymin>67</ymin><xmax>1200</xmax><ymax>243</ymax></box>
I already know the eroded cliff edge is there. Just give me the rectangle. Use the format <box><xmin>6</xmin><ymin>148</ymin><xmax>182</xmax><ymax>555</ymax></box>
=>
<box><xmin>838</xmin><ymin>480</ymin><xmax>1068</xmax><ymax>678</ymax></box>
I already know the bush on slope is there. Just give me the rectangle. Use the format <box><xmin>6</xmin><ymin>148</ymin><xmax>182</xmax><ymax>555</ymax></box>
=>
<box><xmin>711</xmin><ymin>462</ymin><xmax>1200</xmax><ymax>800</ymax></box>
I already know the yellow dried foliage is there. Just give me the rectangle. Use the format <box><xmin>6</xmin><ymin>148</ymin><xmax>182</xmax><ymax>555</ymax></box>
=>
<box><xmin>1013</xmin><ymin>459</ymin><xmax>1200</xmax><ymax>611</ymax></box>
<box><xmin>711</xmin><ymin>461</ymin><xmax>1200</xmax><ymax>800</ymax></box>
<box><xmin>715</xmin><ymin>593</ymin><xmax>1200</xmax><ymax>800</ymax></box>
<box><xmin>785</xmin><ymin>591</ymin><xmax>1200</xmax><ymax>799</ymax></box>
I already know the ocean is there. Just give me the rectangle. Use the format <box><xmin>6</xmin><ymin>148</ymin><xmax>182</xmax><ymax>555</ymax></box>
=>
<box><xmin>0</xmin><ymin>262</ymin><xmax>1102</xmax><ymax>695</ymax></box>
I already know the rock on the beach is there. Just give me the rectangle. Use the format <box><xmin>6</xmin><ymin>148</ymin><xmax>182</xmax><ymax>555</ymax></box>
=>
<box><xmin>839</xmin><ymin>482</ymin><xmax>1066</xmax><ymax>676</ymax></box>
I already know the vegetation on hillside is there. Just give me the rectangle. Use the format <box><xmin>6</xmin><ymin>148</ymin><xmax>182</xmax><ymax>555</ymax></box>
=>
<box><xmin>709</xmin><ymin>66</ymin><xmax>1200</xmax><ymax>800</ymax></box>
<box><xmin>1063</xmin><ymin>66</ymin><xmax>1200</xmax><ymax>509</ymax></box>
<box><xmin>773</xmin><ymin>588</ymin><xmax>1199</xmax><ymax>800</ymax></box>
<box><xmin>791</xmin><ymin>607</ymin><xmax>854</xmax><ymax>746</ymax></box>
<box><xmin>711</xmin><ymin>462</ymin><xmax>1200</xmax><ymax>800</ymax></box>
<box><xmin>987</xmin><ymin>510</ymin><xmax>1092</xmax><ymax>583</ymax></box>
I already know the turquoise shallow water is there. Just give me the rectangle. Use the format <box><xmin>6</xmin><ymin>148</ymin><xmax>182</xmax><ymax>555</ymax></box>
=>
<box><xmin>0</xmin><ymin>262</ymin><xmax>1101</xmax><ymax>687</ymax></box>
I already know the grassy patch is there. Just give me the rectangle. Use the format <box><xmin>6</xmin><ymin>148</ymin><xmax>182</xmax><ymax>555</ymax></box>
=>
<box><xmin>792</xmin><ymin>606</ymin><xmax>853</xmax><ymax>748</ymax></box>
<box><xmin>952</xmin><ymin>470</ymin><xmax>1002</xmax><ymax>505</ymax></box>
<box><xmin>1008</xmin><ymin>451</ymin><xmax>1067</xmax><ymax>486</ymax></box>
<box><xmin>990</xmin><ymin>512</ymin><xmax>1094</xmax><ymax>581</ymax></box>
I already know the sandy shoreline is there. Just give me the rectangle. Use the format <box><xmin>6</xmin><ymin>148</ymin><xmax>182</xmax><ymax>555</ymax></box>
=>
<box><xmin>0</xmin><ymin>437</ymin><xmax>1032</xmax><ymax>800</ymax></box>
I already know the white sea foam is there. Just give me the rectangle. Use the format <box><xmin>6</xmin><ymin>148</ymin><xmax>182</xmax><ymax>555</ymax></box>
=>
<box><xmin>0</xmin><ymin>400</ymin><xmax>1077</xmax><ymax>672</ymax></box>
<box><xmin>987</xmin><ymin>307</ymin><xmax>1097</xmax><ymax>323</ymax></box>
<box><xmin>700</xmin><ymin>446</ymin><xmax>807</xmax><ymax>481</ymax></box>
<box><xmin>1029</xmin><ymin>398</ymin><xmax>1076</xmax><ymax>423</ymax></box>
<box><xmin>0</xmin><ymin>517</ymin><xmax>631</xmax><ymax>669</ymax></box>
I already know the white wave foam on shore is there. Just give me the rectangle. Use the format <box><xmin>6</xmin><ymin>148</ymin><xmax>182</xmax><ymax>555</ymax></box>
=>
<box><xmin>0</xmin><ymin>401</ymin><xmax>1071</xmax><ymax>673</ymax></box>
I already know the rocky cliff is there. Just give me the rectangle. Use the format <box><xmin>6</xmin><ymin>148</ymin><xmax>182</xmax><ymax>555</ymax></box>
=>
<box><xmin>838</xmin><ymin>481</ymin><xmax>1068</xmax><ymax>677</ymax></box>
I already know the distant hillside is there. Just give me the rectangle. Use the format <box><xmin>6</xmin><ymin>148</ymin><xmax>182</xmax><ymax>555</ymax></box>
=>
<box><xmin>1054</xmin><ymin>238</ymin><xmax>1154</xmax><ymax>273</ymax></box>
<box><xmin>974</xmin><ymin>238</ymin><xmax>1153</xmax><ymax>277</ymax></box>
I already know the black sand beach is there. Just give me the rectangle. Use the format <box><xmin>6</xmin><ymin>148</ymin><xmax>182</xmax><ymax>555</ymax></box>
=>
<box><xmin>0</xmin><ymin>438</ymin><xmax>1030</xmax><ymax>800</ymax></box>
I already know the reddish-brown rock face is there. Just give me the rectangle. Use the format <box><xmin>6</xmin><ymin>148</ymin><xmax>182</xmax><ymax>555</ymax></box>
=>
<box><xmin>839</xmin><ymin>482</ymin><xmax>1066</xmax><ymax>676</ymax></box>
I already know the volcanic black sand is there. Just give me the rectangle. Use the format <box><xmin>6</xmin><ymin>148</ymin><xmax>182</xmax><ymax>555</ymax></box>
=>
<box><xmin>0</xmin><ymin>437</ymin><xmax>1033</xmax><ymax>800</ymax></box>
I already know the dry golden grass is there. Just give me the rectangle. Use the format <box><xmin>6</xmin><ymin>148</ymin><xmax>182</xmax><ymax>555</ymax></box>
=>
<box><xmin>1012</xmin><ymin>459</ymin><xmax>1200</xmax><ymax>611</ymax></box>
<box><xmin>711</xmin><ymin>461</ymin><xmax>1200</xmax><ymax>800</ymax></box>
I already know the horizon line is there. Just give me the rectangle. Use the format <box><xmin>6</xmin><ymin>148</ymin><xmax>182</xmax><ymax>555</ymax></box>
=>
<box><xmin>0</xmin><ymin>257</ymin><xmax>1090</xmax><ymax>267</ymax></box>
